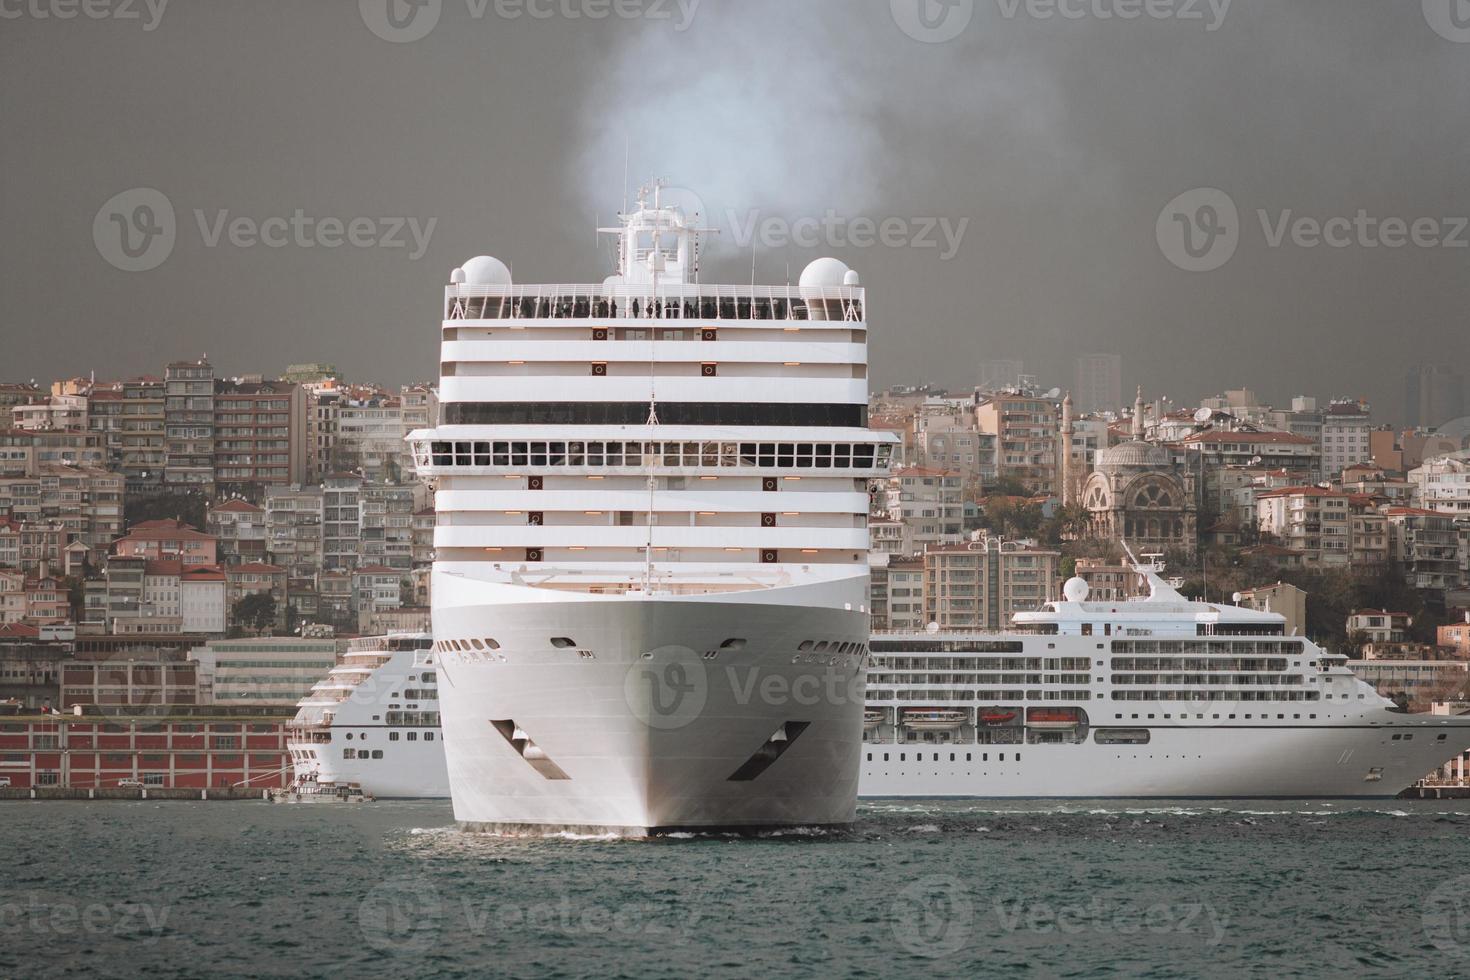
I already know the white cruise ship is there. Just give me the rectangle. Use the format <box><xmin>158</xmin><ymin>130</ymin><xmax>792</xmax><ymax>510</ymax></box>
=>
<box><xmin>861</xmin><ymin>558</ymin><xmax>1470</xmax><ymax>798</ymax></box>
<box><xmin>409</xmin><ymin>182</ymin><xmax>895</xmax><ymax>833</ymax></box>
<box><xmin>287</xmin><ymin>634</ymin><xmax>450</xmax><ymax>799</ymax></box>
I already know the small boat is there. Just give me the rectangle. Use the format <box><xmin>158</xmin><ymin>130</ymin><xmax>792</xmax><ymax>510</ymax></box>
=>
<box><xmin>979</xmin><ymin>710</ymin><xmax>1017</xmax><ymax>725</ymax></box>
<box><xmin>902</xmin><ymin>709</ymin><xmax>967</xmax><ymax>731</ymax></box>
<box><xmin>1026</xmin><ymin>708</ymin><xmax>1082</xmax><ymax>730</ymax></box>
<box><xmin>863</xmin><ymin>709</ymin><xmax>884</xmax><ymax>728</ymax></box>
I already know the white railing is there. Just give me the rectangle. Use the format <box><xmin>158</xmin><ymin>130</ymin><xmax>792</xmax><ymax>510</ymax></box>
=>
<box><xmin>445</xmin><ymin>283</ymin><xmax>865</xmax><ymax>323</ymax></box>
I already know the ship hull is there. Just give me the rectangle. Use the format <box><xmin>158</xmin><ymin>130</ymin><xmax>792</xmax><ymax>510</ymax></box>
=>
<box><xmin>859</xmin><ymin>715</ymin><xmax>1470</xmax><ymax>799</ymax></box>
<box><xmin>289</xmin><ymin>739</ymin><xmax>451</xmax><ymax>799</ymax></box>
<box><xmin>433</xmin><ymin>570</ymin><xmax>869</xmax><ymax>833</ymax></box>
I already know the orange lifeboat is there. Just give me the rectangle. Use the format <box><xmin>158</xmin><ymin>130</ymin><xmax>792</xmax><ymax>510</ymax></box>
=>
<box><xmin>1026</xmin><ymin>707</ymin><xmax>1082</xmax><ymax>730</ymax></box>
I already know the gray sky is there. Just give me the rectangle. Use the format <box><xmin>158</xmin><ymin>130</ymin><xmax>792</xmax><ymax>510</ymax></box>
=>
<box><xmin>4</xmin><ymin>0</ymin><xmax>1468</xmax><ymax>425</ymax></box>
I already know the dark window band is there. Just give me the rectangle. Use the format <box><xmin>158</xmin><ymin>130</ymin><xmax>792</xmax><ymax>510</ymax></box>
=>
<box><xmin>443</xmin><ymin>402</ymin><xmax>867</xmax><ymax>427</ymax></box>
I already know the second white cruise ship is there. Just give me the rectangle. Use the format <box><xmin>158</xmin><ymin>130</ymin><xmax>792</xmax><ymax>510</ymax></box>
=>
<box><xmin>410</xmin><ymin>183</ymin><xmax>895</xmax><ymax>833</ymax></box>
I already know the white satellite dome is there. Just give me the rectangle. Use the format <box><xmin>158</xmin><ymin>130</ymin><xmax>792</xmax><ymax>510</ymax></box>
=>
<box><xmin>1062</xmin><ymin>576</ymin><xmax>1090</xmax><ymax>603</ymax></box>
<box><xmin>602</xmin><ymin>274</ymin><xmax>625</xmax><ymax>289</ymax></box>
<box><xmin>449</xmin><ymin>267</ymin><xmax>466</xmax><ymax>284</ymax></box>
<box><xmin>798</xmin><ymin>256</ymin><xmax>851</xmax><ymax>289</ymax></box>
<box><xmin>843</xmin><ymin>269</ymin><xmax>861</xmax><ymax>287</ymax></box>
<box><xmin>461</xmin><ymin>255</ymin><xmax>512</xmax><ymax>286</ymax></box>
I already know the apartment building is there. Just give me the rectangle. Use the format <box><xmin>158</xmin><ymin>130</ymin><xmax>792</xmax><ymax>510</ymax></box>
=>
<box><xmin>163</xmin><ymin>359</ymin><xmax>216</xmax><ymax>491</ymax></box>
<box><xmin>263</xmin><ymin>485</ymin><xmax>324</xmax><ymax>580</ymax></box>
<box><xmin>212</xmin><ymin>380</ymin><xmax>308</xmax><ymax>486</ymax></box>
<box><xmin>1255</xmin><ymin>487</ymin><xmax>1352</xmax><ymax>565</ymax></box>
<box><xmin>885</xmin><ymin>467</ymin><xmax>966</xmax><ymax>550</ymax></box>
<box><xmin>922</xmin><ymin>538</ymin><xmax>1059</xmax><ymax>630</ymax></box>
<box><xmin>975</xmin><ymin>392</ymin><xmax>1058</xmax><ymax>493</ymax></box>
<box><xmin>1385</xmin><ymin>507</ymin><xmax>1463</xmax><ymax>592</ymax></box>
<box><xmin>113</xmin><ymin>520</ymin><xmax>217</xmax><ymax>566</ymax></box>
<box><xmin>1410</xmin><ymin>452</ymin><xmax>1470</xmax><ymax>518</ymax></box>
<box><xmin>1320</xmin><ymin>399</ymin><xmax>1372</xmax><ymax>481</ymax></box>
<box><xmin>207</xmin><ymin>499</ymin><xmax>267</xmax><ymax>564</ymax></box>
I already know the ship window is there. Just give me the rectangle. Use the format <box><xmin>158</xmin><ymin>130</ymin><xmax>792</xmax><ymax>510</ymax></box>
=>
<box><xmin>426</xmin><ymin>732</ymin><xmax>435</xmax><ymax>741</ymax></box>
<box><xmin>343</xmin><ymin>748</ymin><xmax>355</xmax><ymax>759</ymax></box>
<box><xmin>720</xmin><ymin>638</ymin><xmax>747</xmax><ymax>650</ymax></box>
<box><xmin>389</xmin><ymin>732</ymin><xmax>399</xmax><ymax>741</ymax></box>
<box><xmin>550</xmin><ymin>637</ymin><xmax>577</xmax><ymax>649</ymax></box>
<box><xmin>798</xmin><ymin>641</ymin><xmax>813</xmax><ymax>651</ymax></box>
<box><xmin>470</xmin><ymin>639</ymin><xmax>484</xmax><ymax>651</ymax></box>
<box><xmin>372</xmin><ymin>750</ymin><xmax>383</xmax><ymax>759</ymax></box>
<box><xmin>1439</xmin><ymin>734</ymin><xmax>1448</xmax><ymax>741</ymax></box>
<box><xmin>814</xmin><ymin>641</ymin><xmax>829</xmax><ymax>653</ymax></box>
<box><xmin>407</xmin><ymin>732</ymin><xmax>418</xmax><ymax>741</ymax></box>
<box><xmin>883</xmin><ymin>753</ymin><xmax>889</xmax><ymax>762</ymax></box>
<box><xmin>485</xmin><ymin>639</ymin><xmax>500</xmax><ymax>650</ymax></box>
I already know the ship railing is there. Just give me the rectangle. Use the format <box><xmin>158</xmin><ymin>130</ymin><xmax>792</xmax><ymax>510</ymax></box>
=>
<box><xmin>445</xmin><ymin>282</ymin><xmax>864</xmax><ymax>324</ymax></box>
<box><xmin>440</xmin><ymin>564</ymin><xmax>798</xmax><ymax>596</ymax></box>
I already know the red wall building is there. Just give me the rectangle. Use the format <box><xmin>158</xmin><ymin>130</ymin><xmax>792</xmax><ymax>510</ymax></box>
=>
<box><xmin>0</xmin><ymin>710</ymin><xmax>291</xmax><ymax>789</ymax></box>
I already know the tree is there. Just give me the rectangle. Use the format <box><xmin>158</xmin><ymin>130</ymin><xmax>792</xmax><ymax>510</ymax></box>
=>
<box><xmin>231</xmin><ymin>593</ymin><xmax>278</xmax><ymax>636</ymax></box>
<box><xmin>124</xmin><ymin>491</ymin><xmax>207</xmax><ymax>531</ymax></box>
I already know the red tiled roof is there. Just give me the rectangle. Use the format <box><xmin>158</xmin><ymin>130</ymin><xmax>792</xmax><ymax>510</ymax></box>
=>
<box><xmin>1351</xmin><ymin>608</ymin><xmax>1408</xmax><ymax>618</ymax></box>
<box><xmin>116</xmin><ymin>527</ymin><xmax>214</xmax><ymax>543</ymax></box>
<box><xmin>1385</xmin><ymin>507</ymin><xmax>1450</xmax><ymax>518</ymax></box>
<box><xmin>144</xmin><ymin>559</ymin><xmax>183</xmax><ymax>576</ymax></box>
<box><xmin>0</xmin><ymin>623</ymin><xmax>40</xmax><ymax>638</ymax></box>
<box><xmin>181</xmin><ymin>566</ymin><xmax>226</xmax><ymax>582</ymax></box>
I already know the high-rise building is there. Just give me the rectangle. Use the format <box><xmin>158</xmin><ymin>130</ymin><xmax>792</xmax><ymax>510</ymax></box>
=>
<box><xmin>1405</xmin><ymin>364</ymin><xmax>1466</xmax><ymax>430</ymax></box>
<box><xmin>118</xmin><ymin>377</ymin><xmax>166</xmax><ymax>495</ymax></box>
<box><xmin>1320</xmin><ymin>399</ymin><xmax>1372</xmax><ymax>481</ymax></box>
<box><xmin>212</xmin><ymin>379</ymin><xmax>307</xmax><ymax>486</ymax></box>
<box><xmin>1072</xmin><ymin>353</ymin><xmax>1122</xmax><ymax>416</ymax></box>
<box><xmin>164</xmin><ymin>359</ymin><xmax>216</xmax><ymax>491</ymax></box>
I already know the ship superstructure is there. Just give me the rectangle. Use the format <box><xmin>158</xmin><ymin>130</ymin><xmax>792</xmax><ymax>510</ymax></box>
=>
<box><xmin>287</xmin><ymin>633</ymin><xmax>448</xmax><ymax>799</ymax></box>
<box><xmin>410</xmin><ymin>183</ymin><xmax>895</xmax><ymax>832</ymax></box>
<box><xmin>861</xmin><ymin>559</ymin><xmax>1470</xmax><ymax>798</ymax></box>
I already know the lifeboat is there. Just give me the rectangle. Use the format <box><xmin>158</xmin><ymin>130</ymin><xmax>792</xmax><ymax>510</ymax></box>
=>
<box><xmin>979</xmin><ymin>710</ymin><xmax>1017</xmax><ymax>726</ymax></box>
<box><xmin>863</xmin><ymin>709</ymin><xmax>885</xmax><ymax>728</ymax></box>
<box><xmin>901</xmin><ymin>709</ymin><xmax>967</xmax><ymax>731</ymax></box>
<box><xmin>1026</xmin><ymin>708</ymin><xmax>1082</xmax><ymax>730</ymax></box>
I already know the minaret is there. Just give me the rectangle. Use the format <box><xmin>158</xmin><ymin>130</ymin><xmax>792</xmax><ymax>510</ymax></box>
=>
<box><xmin>1132</xmin><ymin>386</ymin><xmax>1145</xmax><ymax>441</ymax></box>
<box><xmin>1060</xmin><ymin>391</ymin><xmax>1074</xmax><ymax>506</ymax></box>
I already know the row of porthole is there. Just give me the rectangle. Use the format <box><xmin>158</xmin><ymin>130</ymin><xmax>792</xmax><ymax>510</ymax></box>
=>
<box><xmin>437</xmin><ymin>638</ymin><xmax>502</xmax><ymax>653</ymax></box>
<box><xmin>797</xmin><ymin>640</ymin><xmax>868</xmax><ymax>655</ymax></box>
<box><xmin>867</xmin><ymin>751</ymin><xmax>1022</xmax><ymax>764</ymax></box>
